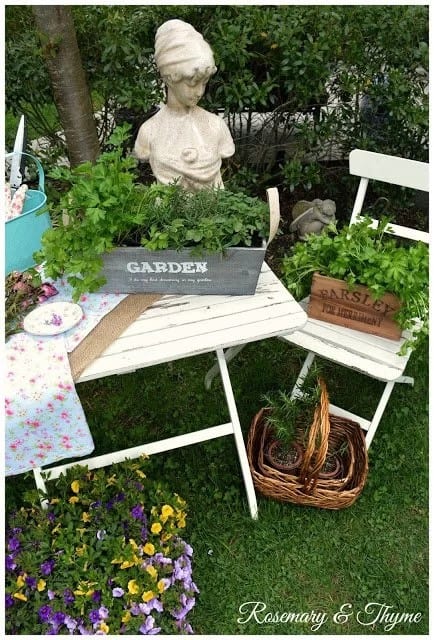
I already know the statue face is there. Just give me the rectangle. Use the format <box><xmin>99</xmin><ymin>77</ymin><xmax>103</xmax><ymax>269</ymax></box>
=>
<box><xmin>167</xmin><ymin>75</ymin><xmax>209</xmax><ymax>108</ymax></box>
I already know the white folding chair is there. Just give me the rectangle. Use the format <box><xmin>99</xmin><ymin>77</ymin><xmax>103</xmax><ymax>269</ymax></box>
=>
<box><xmin>281</xmin><ymin>149</ymin><xmax>429</xmax><ymax>449</ymax></box>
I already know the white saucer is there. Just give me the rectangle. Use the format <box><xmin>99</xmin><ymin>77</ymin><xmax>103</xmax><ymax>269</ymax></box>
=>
<box><xmin>23</xmin><ymin>302</ymin><xmax>83</xmax><ymax>336</ymax></box>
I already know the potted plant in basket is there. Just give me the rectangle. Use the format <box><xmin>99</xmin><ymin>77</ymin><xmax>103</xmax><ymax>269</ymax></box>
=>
<box><xmin>261</xmin><ymin>369</ymin><xmax>343</xmax><ymax>479</ymax></box>
<box><xmin>36</xmin><ymin>124</ymin><xmax>274</xmax><ymax>301</ymax></box>
<box><xmin>281</xmin><ymin>217</ymin><xmax>429</xmax><ymax>354</ymax></box>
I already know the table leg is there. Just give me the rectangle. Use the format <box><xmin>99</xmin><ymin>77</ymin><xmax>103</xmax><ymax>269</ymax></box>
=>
<box><xmin>204</xmin><ymin>344</ymin><xmax>246</xmax><ymax>389</ymax></box>
<box><xmin>215</xmin><ymin>348</ymin><xmax>258</xmax><ymax>519</ymax></box>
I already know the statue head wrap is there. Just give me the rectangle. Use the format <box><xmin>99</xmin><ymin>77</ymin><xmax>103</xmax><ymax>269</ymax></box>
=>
<box><xmin>154</xmin><ymin>19</ymin><xmax>217</xmax><ymax>82</ymax></box>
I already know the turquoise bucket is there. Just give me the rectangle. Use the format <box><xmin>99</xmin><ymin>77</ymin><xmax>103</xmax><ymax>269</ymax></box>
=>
<box><xmin>5</xmin><ymin>152</ymin><xmax>52</xmax><ymax>274</ymax></box>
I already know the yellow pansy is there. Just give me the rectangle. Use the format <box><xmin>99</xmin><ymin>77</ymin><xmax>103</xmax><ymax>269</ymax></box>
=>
<box><xmin>120</xmin><ymin>560</ymin><xmax>135</xmax><ymax>569</ymax></box>
<box><xmin>142</xmin><ymin>590</ymin><xmax>154</xmax><ymax>602</ymax></box>
<box><xmin>71</xmin><ymin>480</ymin><xmax>80</xmax><ymax>494</ymax></box>
<box><xmin>135</xmin><ymin>469</ymin><xmax>146</xmax><ymax>478</ymax></box>
<box><xmin>69</xmin><ymin>496</ymin><xmax>79</xmax><ymax>504</ymax></box>
<box><xmin>16</xmin><ymin>574</ymin><xmax>27</xmax><ymax>588</ymax></box>
<box><xmin>111</xmin><ymin>557</ymin><xmax>123</xmax><ymax>564</ymax></box>
<box><xmin>122</xmin><ymin>611</ymin><xmax>131</xmax><ymax>624</ymax></box>
<box><xmin>129</xmin><ymin>538</ymin><xmax>138</xmax><ymax>551</ymax></box>
<box><xmin>74</xmin><ymin>589</ymin><xmax>86</xmax><ymax>596</ymax></box>
<box><xmin>177</xmin><ymin>516</ymin><xmax>186</xmax><ymax>528</ymax></box>
<box><xmin>157</xmin><ymin>579</ymin><xmax>167</xmax><ymax>594</ymax></box>
<box><xmin>161</xmin><ymin>505</ymin><xmax>174</xmax><ymax>519</ymax></box>
<box><xmin>37</xmin><ymin>579</ymin><xmax>46</xmax><ymax>592</ymax></box>
<box><xmin>175</xmin><ymin>494</ymin><xmax>186</xmax><ymax>507</ymax></box>
<box><xmin>143</xmin><ymin>542</ymin><xmax>155</xmax><ymax>556</ymax></box>
<box><xmin>128</xmin><ymin>579</ymin><xmax>140</xmax><ymax>595</ymax></box>
<box><xmin>13</xmin><ymin>592</ymin><xmax>27</xmax><ymax>602</ymax></box>
<box><xmin>81</xmin><ymin>512</ymin><xmax>91</xmax><ymax>523</ymax></box>
<box><xmin>99</xmin><ymin>622</ymin><xmax>109</xmax><ymax>634</ymax></box>
<box><xmin>151</xmin><ymin>522</ymin><xmax>162</xmax><ymax>535</ymax></box>
<box><xmin>146</xmin><ymin>565</ymin><xmax>158</xmax><ymax>580</ymax></box>
<box><xmin>76</xmin><ymin>544</ymin><xmax>87</xmax><ymax>557</ymax></box>
<box><xmin>50</xmin><ymin>498</ymin><xmax>60</xmax><ymax>504</ymax></box>
<box><xmin>161</xmin><ymin>532</ymin><xmax>173</xmax><ymax>542</ymax></box>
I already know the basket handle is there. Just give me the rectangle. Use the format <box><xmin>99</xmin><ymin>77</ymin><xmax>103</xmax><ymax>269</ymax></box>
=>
<box><xmin>5</xmin><ymin>151</ymin><xmax>45</xmax><ymax>194</ymax></box>
<box><xmin>299</xmin><ymin>378</ymin><xmax>330</xmax><ymax>493</ymax></box>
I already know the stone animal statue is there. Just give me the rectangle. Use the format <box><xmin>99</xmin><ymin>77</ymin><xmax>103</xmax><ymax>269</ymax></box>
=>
<box><xmin>134</xmin><ymin>19</ymin><xmax>235</xmax><ymax>191</ymax></box>
<box><xmin>290</xmin><ymin>198</ymin><xmax>336</xmax><ymax>239</ymax></box>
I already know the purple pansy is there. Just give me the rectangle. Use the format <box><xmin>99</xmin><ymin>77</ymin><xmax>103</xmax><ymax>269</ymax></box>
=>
<box><xmin>139</xmin><ymin>598</ymin><xmax>164</xmax><ymax>616</ymax></box>
<box><xmin>39</xmin><ymin>604</ymin><xmax>53</xmax><ymax>623</ymax></box>
<box><xmin>63</xmin><ymin>588</ymin><xmax>75</xmax><ymax>605</ymax></box>
<box><xmin>112</xmin><ymin>587</ymin><xmax>124</xmax><ymax>598</ymax></box>
<box><xmin>131</xmin><ymin>504</ymin><xmax>144</xmax><ymax>520</ymax></box>
<box><xmin>40</xmin><ymin>558</ymin><xmax>55</xmax><ymax>576</ymax></box>
<box><xmin>89</xmin><ymin>609</ymin><xmax>100</xmax><ymax>624</ymax></box>
<box><xmin>8</xmin><ymin>537</ymin><xmax>20</xmax><ymax>552</ymax></box>
<box><xmin>139</xmin><ymin>615</ymin><xmax>161</xmax><ymax>635</ymax></box>
<box><xmin>5</xmin><ymin>593</ymin><xmax>14</xmax><ymax>608</ymax></box>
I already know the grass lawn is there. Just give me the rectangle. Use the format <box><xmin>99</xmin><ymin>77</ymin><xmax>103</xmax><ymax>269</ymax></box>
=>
<box><xmin>5</xmin><ymin>334</ymin><xmax>428</xmax><ymax>635</ymax></box>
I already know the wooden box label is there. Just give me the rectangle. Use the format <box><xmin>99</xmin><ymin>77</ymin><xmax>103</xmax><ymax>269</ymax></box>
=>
<box><xmin>308</xmin><ymin>273</ymin><xmax>402</xmax><ymax>340</ymax></box>
<box><xmin>99</xmin><ymin>246</ymin><xmax>265</xmax><ymax>295</ymax></box>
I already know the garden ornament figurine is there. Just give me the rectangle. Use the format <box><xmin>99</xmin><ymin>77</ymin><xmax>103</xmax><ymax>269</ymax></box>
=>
<box><xmin>290</xmin><ymin>198</ymin><xmax>336</xmax><ymax>239</ymax></box>
<box><xmin>134</xmin><ymin>19</ymin><xmax>235</xmax><ymax>191</ymax></box>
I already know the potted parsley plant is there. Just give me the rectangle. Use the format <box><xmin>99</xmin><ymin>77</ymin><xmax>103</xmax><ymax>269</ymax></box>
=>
<box><xmin>281</xmin><ymin>217</ymin><xmax>428</xmax><ymax>353</ymax></box>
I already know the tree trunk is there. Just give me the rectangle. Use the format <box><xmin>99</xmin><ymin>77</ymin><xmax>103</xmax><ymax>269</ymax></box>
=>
<box><xmin>32</xmin><ymin>5</ymin><xmax>100</xmax><ymax>166</ymax></box>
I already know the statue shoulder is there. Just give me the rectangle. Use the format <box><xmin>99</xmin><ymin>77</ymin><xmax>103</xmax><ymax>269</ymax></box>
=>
<box><xmin>134</xmin><ymin>109</ymin><xmax>164</xmax><ymax>159</ymax></box>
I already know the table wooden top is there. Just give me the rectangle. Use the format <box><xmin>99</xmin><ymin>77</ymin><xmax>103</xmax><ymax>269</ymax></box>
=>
<box><xmin>76</xmin><ymin>263</ymin><xmax>307</xmax><ymax>383</ymax></box>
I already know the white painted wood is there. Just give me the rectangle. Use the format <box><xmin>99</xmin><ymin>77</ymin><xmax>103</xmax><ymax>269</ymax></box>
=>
<box><xmin>76</xmin><ymin>265</ymin><xmax>307</xmax><ymax>383</ymax></box>
<box><xmin>349</xmin><ymin>149</ymin><xmax>429</xmax><ymax>191</ymax></box>
<box><xmin>36</xmin><ymin>263</ymin><xmax>306</xmax><ymax>516</ymax></box>
<box><xmin>216</xmin><ymin>348</ymin><xmax>258</xmax><ymax>519</ymax></box>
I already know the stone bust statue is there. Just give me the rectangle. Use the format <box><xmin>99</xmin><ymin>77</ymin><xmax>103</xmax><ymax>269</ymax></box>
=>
<box><xmin>134</xmin><ymin>19</ymin><xmax>235</xmax><ymax>191</ymax></box>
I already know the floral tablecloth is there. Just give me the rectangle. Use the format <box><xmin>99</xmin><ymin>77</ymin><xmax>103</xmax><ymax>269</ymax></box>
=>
<box><xmin>5</xmin><ymin>279</ymin><xmax>127</xmax><ymax>476</ymax></box>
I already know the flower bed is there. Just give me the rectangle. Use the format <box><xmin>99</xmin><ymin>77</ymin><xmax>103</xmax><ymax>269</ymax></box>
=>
<box><xmin>5</xmin><ymin>458</ymin><xmax>198</xmax><ymax>635</ymax></box>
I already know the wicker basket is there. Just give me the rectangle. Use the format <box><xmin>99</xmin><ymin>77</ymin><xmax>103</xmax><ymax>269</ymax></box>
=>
<box><xmin>247</xmin><ymin>379</ymin><xmax>368</xmax><ymax>509</ymax></box>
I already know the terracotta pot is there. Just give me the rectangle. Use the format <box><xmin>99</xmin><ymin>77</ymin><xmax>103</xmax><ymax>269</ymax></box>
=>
<box><xmin>265</xmin><ymin>439</ymin><xmax>304</xmax><ymax>474</ymax></box>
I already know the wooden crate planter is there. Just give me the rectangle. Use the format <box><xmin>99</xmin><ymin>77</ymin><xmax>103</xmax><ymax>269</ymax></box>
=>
<box><xmin>308</xmin><ymin>273</ymin><xmax>402</xmax><ymax>340</ymax></box>
<box><xmin>98</xmin><ymin>245</ymin><xmax>266</xmax><ymax>295</ymax></box>
<box><xmin>98</xmin><ymin>187</ymin><xmax>280</xmax><ymax>296</ymax></box>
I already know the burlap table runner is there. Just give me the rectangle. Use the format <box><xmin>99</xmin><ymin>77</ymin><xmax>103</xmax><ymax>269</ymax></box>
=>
<box><xmin>68</xmin><ymin>293</ymin><xmax>162</xmax><ymax>381</ymax></box>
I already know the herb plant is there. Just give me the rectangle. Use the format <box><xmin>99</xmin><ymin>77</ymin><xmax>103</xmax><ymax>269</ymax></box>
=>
<box><xmin>5</xmin><ymin>457</ymin><xmax>198</xmax><ymax>635</ymax></box>
<box><xmin>36</xmin><ymin>124</ymin><xmax>270</xmax><ymax>301</ymax></box>
<box><xmin>281</xmin><ymin>217</ymin><xmax>429</xmax><ymax>351</ymax></box>
<box><xmin>262</xmin><ymin>374</ymin><xmax>322</xmax><ymax>449</ymax></box>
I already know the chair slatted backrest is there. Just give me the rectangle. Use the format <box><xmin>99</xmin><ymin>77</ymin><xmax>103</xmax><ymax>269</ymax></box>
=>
<box><xmin>349</xmin><ymin>149</ymin><xmax>429</xmax><ymax>244</ymax></box>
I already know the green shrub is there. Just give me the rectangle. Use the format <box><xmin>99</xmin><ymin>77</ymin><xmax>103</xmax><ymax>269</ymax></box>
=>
<box><xmin>6</xmin><ymin>5</ymin><xmax>428</xmax><ymax>188</ymax></box>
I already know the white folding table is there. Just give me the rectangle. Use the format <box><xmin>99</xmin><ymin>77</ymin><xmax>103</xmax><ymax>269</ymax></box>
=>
<box><xmin>33</xmin><ymin>263</ymin><xmax>307</xmax><ymax>518</ymax></box>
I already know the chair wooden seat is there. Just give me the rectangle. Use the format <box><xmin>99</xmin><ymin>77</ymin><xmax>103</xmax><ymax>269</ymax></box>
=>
<box><xmin>283</xmin><ymin>298</ymin><xmax>413</xmax><ymax>382</ymax></box>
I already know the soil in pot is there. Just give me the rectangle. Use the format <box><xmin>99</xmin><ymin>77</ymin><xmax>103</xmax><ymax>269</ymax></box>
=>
<box><xmin>265</xmin><ymin>439</ymin><xmax>304</xmax><ymax>473</ymax></box>
<box><xmin>318</xmin><ymin>454</ymin><xmax>342</xmax><ymax>479</ymax></box>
